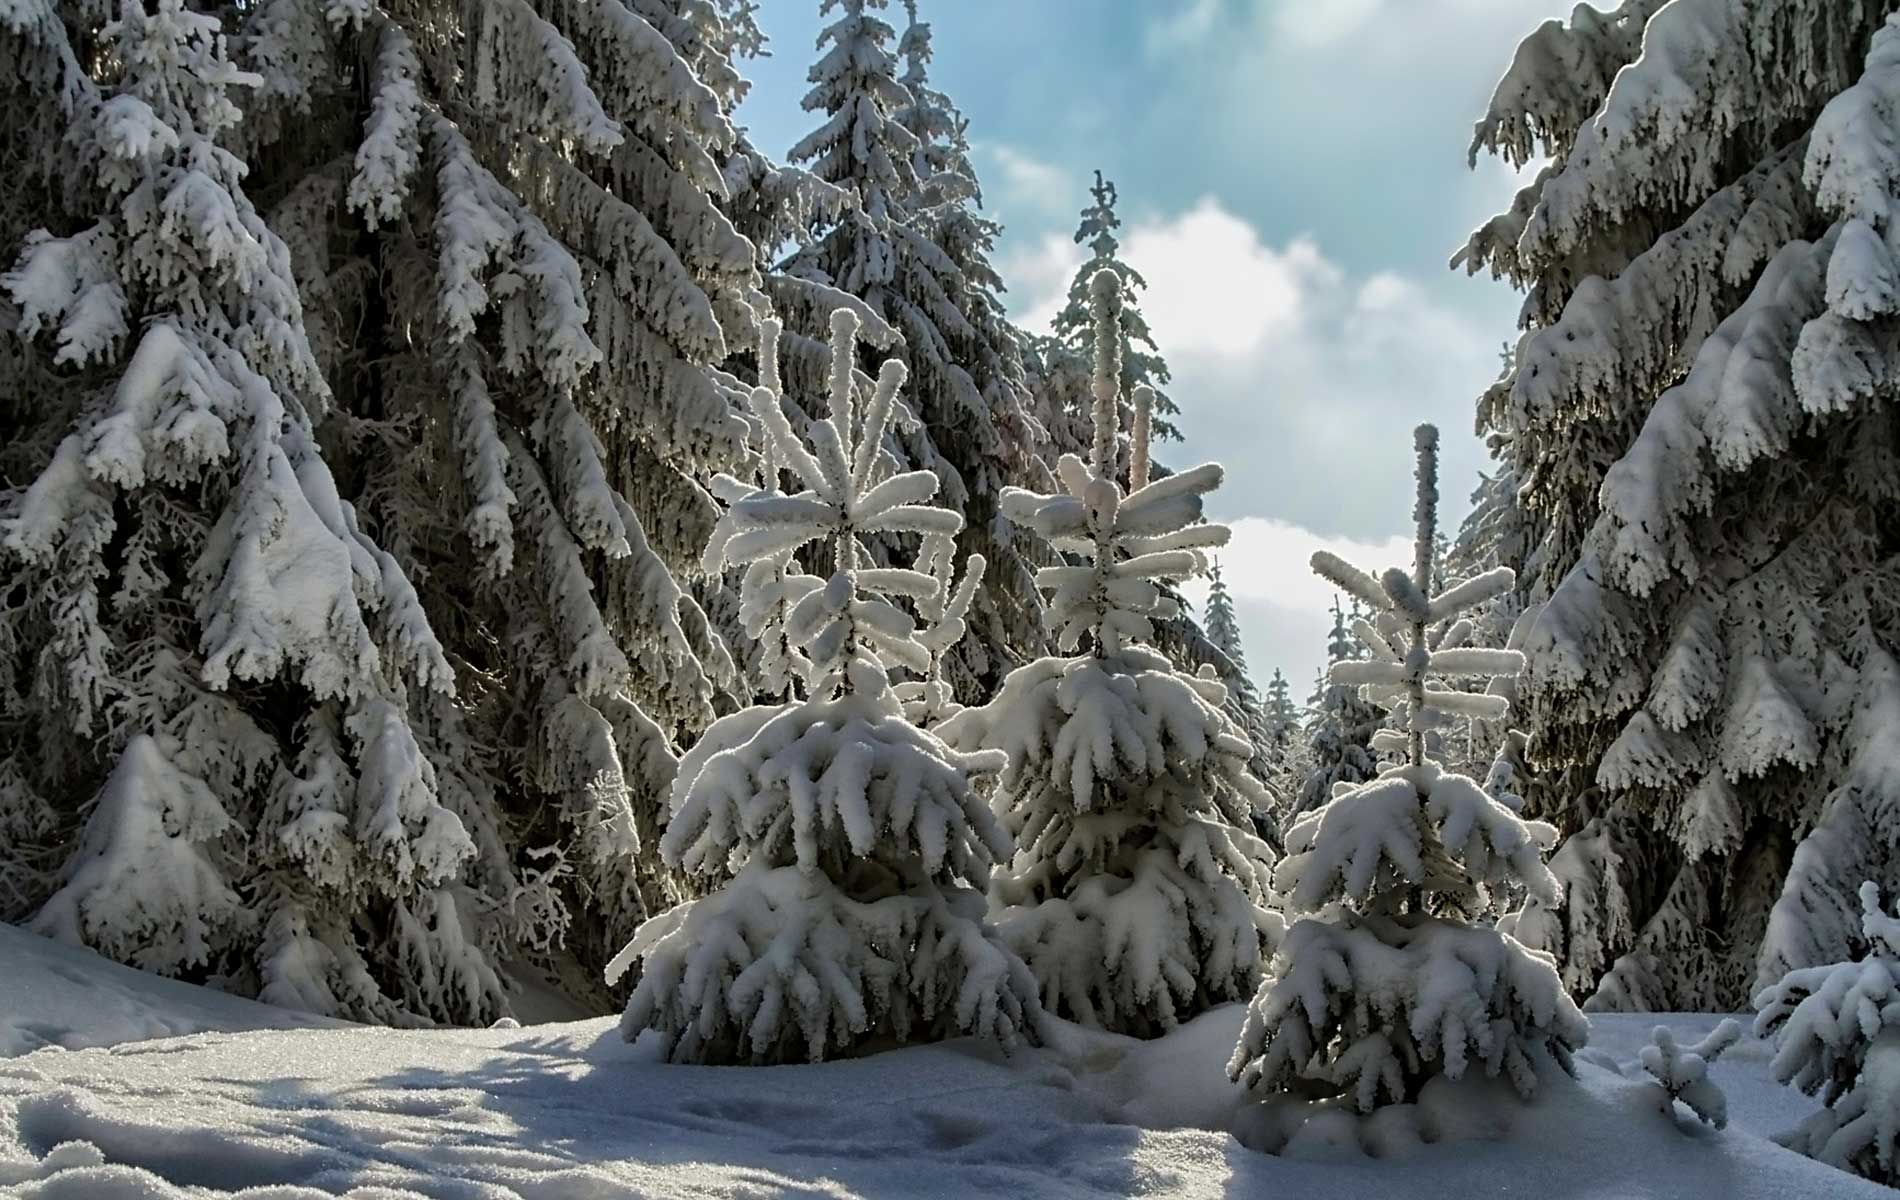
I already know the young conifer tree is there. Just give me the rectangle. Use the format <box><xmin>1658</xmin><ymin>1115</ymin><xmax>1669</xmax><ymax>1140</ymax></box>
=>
<box><xmin>1229</xmin><ymin>425</ymin><xmax>1586</xmax><ymax>1114</ymax></box>
<box><xmin>940</xmin><ymin>269</ymin><xmax>1279</xmax><ymax>1036</ymax></box>
<box><xmin>609</xmin><ymin>308</ymin><xmax>1038</xmax><ymax>1064</ymax></box>
<box><xmin>1048</xmin><ymin>172</ymin><xmax>1177</xmax><ymax>442</ymax></box>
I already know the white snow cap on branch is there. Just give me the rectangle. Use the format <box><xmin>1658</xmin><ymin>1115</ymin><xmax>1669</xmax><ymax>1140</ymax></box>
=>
<box><xmin>894</xmin><ymin>533</ymin><xmax>986</xmax><ymax>725</ymax></box>
<box><xmin>1641</xmin><ymin>1019</ymin><xmax>1742</xmax><ymax>1129</ymax></box>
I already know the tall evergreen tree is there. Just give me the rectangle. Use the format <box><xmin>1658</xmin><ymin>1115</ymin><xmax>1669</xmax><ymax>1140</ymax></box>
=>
<box><xmin>1200</xmin><ymin>561</ymin><xmax>1284</xmax><ymax>832</ymax></box>
<box><xmin>777</xmin><ymin>0</ymin><xmax>1043</xmax><ymax>699</ymax></box>
<box><xmin>0</xmin><ymin>0</ymin><xmax>763</xmax><ymax>1020</ymax></box>
<box><xmin>1047</xmin><ymin>171</ymin><xmax>1177</xmax><ymax>443</ymax></box>
<box><xmin>1263</xmin><ymin>669</ymin><xmax>1297</xmax><ymax>750</ymax></box>
<box><xmin>1204</xmin><ymin>563</ymin><xmax>1248</xmax><ymax>677</ymax></box>
<box><xmin>1461</xmin><ymin>0</ymin><xmax>1900</xmax><ymax>1011</ymax></box>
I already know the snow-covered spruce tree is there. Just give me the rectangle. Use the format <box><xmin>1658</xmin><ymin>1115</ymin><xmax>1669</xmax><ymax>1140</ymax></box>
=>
<box><xmin>0</xmin><ymin>0</ymin><xmax>514</xmax><ymax>1022</ymax></box>
<box><xmin>1296</xmin><ymin>597</ymin><xmax>1381</xmax><ymax>816</ymax></box>
<box><xmin>776</xmin><ymin>0</ymin><xmax>1044</xmax><ymax>701</ymax></box>
<box><xmin>940</xmin><ymin>269</ymin><xmax>1279</xmax><ymax>1036</ymax></box>
<box><xmin>609</xmin><ymin>308</ymin><xmax>1037</xmax><ymax>1064</ymax></box>
<box><xmin>1755</xmin><ymin>881</ymin><xmax>1900</xmax><ymax>1183</ymax></box>
<box><xmin>0</xmin><ymin>0</ymin><xmax>764</xmax><ymax>1018</ymax></box>
<box><xmin>1048</xmin><ymin>171</ymin><xmax>1177</xmax><ymax>443</ymax></box>
<box><xmin>1203</xmin><ymin>563</ymin><xmax>1250</xmax><ymax>690</ymax></box>
<box><xmin>1229</xmin><ymin>425</ymin><xmax>1586</xmax><ymax>1116</ymax></box>
<box><xmin>1263</xmin><ymin>668</ymin><xmax>1299</xmax><ymax>758</ymax></box>
<box><xmin>1459</xmin><ymin>1</ymin><xmax>1900</xmax><ymax>1012</ymax></box>
<box><xmin>1201</xmin><ymin>560</ymin><xmax>1280</xmax><ymax>792</ymax></box>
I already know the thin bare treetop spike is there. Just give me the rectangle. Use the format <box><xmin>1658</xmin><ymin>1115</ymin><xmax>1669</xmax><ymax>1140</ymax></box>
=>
<box><xmin>1088</xmin><ymin>268</ymin><xmax>1123</xmax><ymax>477</ymax></box>
<box><xmin>1131</xmin><ymin>384</ymin><xmax>1153</xmax><ymax>492</ymax></box>
<box><xmin>828</xmin><ymin>308</ymin><xmax>861</xmax><ymax>472</ymax></box>
<box><xmin>1412</xmin><ymin>423</ymin><xmax>1439</xmax><ymax>595</ymax></box>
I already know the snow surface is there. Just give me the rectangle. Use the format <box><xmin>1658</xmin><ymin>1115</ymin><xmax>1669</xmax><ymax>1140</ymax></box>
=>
<box><xmin>0</xmin><ymin>921</ymin><xmax>1886</xmax><ymax>1198</ymax></box>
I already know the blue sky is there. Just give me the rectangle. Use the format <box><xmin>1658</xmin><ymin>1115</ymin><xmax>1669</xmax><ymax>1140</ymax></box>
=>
<box><xmin>735</xmin><ymin>0</ymin><xmax>1575</xmax><ymax>695</ymax></box>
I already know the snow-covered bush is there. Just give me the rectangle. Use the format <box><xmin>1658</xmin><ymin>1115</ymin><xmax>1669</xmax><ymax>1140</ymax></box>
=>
<box><xmin>1641</xmin><ymin>1020</ymin><xmax>1741</xmax><ymax>1128</ymax></box>
<box><xmin>1462</xmin><ymin>0</ymin><xmax>1900</xmax><ymax>1011</ymax></box>
<box><xmin>1229</xmin><ymin>426</ymin><xmax>1586</xmax><ymax>1116</ymax></box>
<box><xmin>940</xmin><ymin>269</ymin><xmax>1280</xmax><ymax>1037</ymax></box>
<box><xmin>1755</xmin><ymin>881</ymin><xmax>1900</xmax><ymax>1183</ymax></box>
<box><xmin>609</xmin><ymin>308</ymin><xmax>1037</xmax><ymax>1064</ymax></box>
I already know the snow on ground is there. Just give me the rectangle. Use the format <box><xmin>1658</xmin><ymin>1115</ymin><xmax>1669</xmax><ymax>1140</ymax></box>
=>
<box><xmin>0</xmin><ymin>922</ymin><xmax>1884</xmax><ymax>1199</ymax></box>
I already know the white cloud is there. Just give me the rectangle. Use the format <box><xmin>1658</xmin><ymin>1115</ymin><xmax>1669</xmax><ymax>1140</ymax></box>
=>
<box><xmin>1191</xmin><ymin>516</ymin><xmax>1412</xmax><ymax>616</ymax></box>
<box><xmin>1002</xmin><ymin>199</ymin><xmax>1499</xmax><ymax>533</ymax></box>
<box><xmin>1096</xmin><ymin>198</ymin><xmax>1497</xmax><ymax>537</ymax></box>
<box><xmin>1119</xmin><ymin>199</ymin><xmax>1337</xmax><ymax>355</ymax></box>
<box><xmin>1180</xmin><ymin>516</ymin><xmax>1412</xmax><ymax>692</ymax></box>
<box><xmin>1145</xmin><ymin>0</ymin><xmax>1221</xmax><ymax>52</ymax></box>
<box><xmin>1271</xmin><ymin>0</ymin><xmax>1383</xmax><ymax>48</ymax></box>
<box><xmin>996</xmin><ymin>231</ymin><xmax>1083</xmax><ymax>334</ymax></box>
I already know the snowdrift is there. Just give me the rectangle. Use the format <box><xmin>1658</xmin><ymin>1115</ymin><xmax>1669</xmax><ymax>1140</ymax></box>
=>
<box><xmin>0</xmin><ymin>922</ymin><xmax>1883</xmax><ymax>1198</ymax></box>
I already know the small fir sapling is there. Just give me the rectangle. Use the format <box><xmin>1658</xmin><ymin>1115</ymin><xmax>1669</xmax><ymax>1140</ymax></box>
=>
<box><xmin>1228</xmin><ymin>425</ymin><xmax>1587</xmax><ymax>1117</ymax></box>
<box><xmin>1641</xmin><ymin>1020</ymin><xmax>1742</xmax><ymax>1129</ymax></box>
<box><xmin>1296</xmin><ymin>597</ymin><xmax>1381</xmax><ymax>816</ymax></box>
<box><xmin>940</xmin><ymin>269</ymin><xmax>1280</xmax><ymax>1037</ymax></box>
<box><xmin>1754</xmin><ymin>881</ymin><xmax>1900</xmax><ymax>1184</ymax></box>
<box><xmin>607</xmin><ymin>308</ymin><xmax>1038</xmax><ymax>1064</ymax></box>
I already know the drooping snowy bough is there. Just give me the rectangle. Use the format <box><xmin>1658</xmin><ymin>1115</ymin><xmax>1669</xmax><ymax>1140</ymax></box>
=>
<box><xmin>940</xmin><ymin>269</ymin><xmax>1280</xmax><ymax>1037</ymax></box>
<box><xmin>1228</xmin><ymin>426</ymin><xmax>1586</xmax><ymax>1119</ymax></box>
<box><xmin>1755</xmin><ymin>882</ymin><xmax>1900</xmax><ymax>1184</ymax></box>
<box><xmin>608</xmin><ymin>309</ymin><xmax>1037</xmax><ymax>1064</ymax></box>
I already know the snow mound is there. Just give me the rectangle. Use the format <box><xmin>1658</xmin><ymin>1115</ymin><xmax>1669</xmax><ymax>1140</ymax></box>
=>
<box><xmin>0</xmin><ymin>923</ymin><xmax>1887</xmax><ymax>1197</ymax></box>
<box><xmin>0</xmin><ymin>923</ymin><xmax>339</xmax><ymax>1057</ymax></box>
